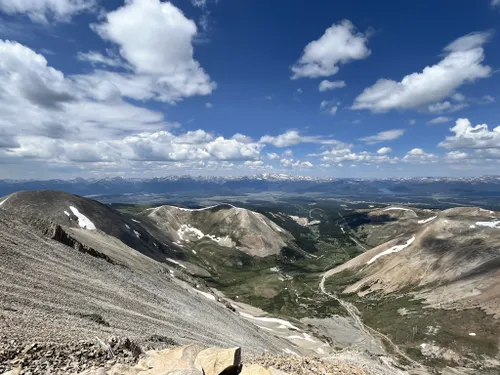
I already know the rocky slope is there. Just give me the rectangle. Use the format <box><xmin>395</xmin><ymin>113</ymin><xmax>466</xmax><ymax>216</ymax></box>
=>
<box><xmin>331</xmin><ymin>206</ymin><xmax>500</xmax><ymax>315</ymax></box>
<box><xmin>140</xmin><ymin>204</ymin><xmax>296</xmax><ymax>257</ymax></box>
<box><xmin>0</xmin><ymin>206</ymin><xmax>298</xmax><ymax>356</ymax></box>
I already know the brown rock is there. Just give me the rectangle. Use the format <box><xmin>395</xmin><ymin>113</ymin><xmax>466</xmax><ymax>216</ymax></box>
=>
<box><xmin>194</xmin><ymin>348</ymin><xmax>241</xmax><ymax>375</ymax></box>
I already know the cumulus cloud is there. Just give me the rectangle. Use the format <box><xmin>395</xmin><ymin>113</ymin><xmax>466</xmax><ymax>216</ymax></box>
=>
<box><xmin>359</xmin><ymin>129</ymin><xmax>405</xmax><ymax>144</ymax></box>
<box><xmin>280</xmin><ymin>158</ymin><xmax>314</xmax><ymax>168</ymax></box>
<box><xmin>427</xmin><ymin>116</ymin><xmax>452</xmax><ymax>125</ymax></box>
<box><xmin>319</xmin><ymin>80</ymin><xmax>346</xmax><ymax>92</ymax></box>
<box><xmin>205</xmin><ymin>102</ymin><xmax>213</xmax><ymax>108</ymax></box>
<box><xmin>0</xmin><ymin>0</ymin><xmax>96</xmax><ymax>23</ymax></box>
<box><xmin>266</xmin><ymin>152</ymin><xmax>280</xmax><ymax>160</ymax></box>
<box><xmin>309</xmin><ymin>142</ymin><xmax>398</xmax><ymax>165</ymax></box>
<box><xmin>402</xmin><ymin>148</ymin><xmax>438</xmax><ymax>163</ymax></box>
<box><xmin>291</xmin><ymin>20</ymin><xmax>371</xmax><ymax>79</ymax></box>
<box><xmin>427</xmin><ymin>100</ymin><xmax>468</xmax><ymax>114</ymax></box>
<box><xmin>377</xmin><ymin>147</ymin><xmax>392</xmax><ymax>155</ymax></box>
<box><xmin>259</xmin><ymin>130</ymin><xmax>340</xmax><ymax>148</ymax></box>
<box><xmin>445</xmin><ymin>151</ymin><xmax>469</xmax><ymax>162</ymax></box>
<box><xmin>439</xmin><ymin>118</ymin><xmax>500</xmax><ymax>150</ymax></box>
<box><xmin>89</xmin><ymin>0</ymin><xmax>215</xmax><ymax>103</ymax></box>
<box><xmin>352</xmin><ymin>32</ymin><xmax>492</xmax><ymax>112</ymax></box>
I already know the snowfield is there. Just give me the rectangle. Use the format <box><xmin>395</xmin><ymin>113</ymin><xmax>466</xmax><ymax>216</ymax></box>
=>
<box><xmin>418</xmin><ymin>216</ymin><xmax>437</xmax><ymax>224</ymax></box>
<box><xmin>475</xmin><ymin>220</ymin><xmax>500</xmax><ymax>229</ymax></box>
<box><xmin>367</xmin><ymin>236</ymin><xmax>415</xmax><ymax>265</ymax></box>
<box><xmin>383</xmin><ymin>207</ymin><xmax>416</xmax><ymax>214</ymax></box>
<box><xmin>69</xmin><ymin>206</ymin><xmax>96</xmax><ymax>230</ymax></box>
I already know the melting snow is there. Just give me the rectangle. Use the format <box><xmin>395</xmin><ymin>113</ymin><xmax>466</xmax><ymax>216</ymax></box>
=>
<box><xmin>69</xmin><ymin>206</ymin><xmax>96</xmax><ymax>230</ymax></box>
<box><xmin>287</xmin><ymin>333</ymin><xmax>316</xmax><ymax>343</ymax></box>
<box><xmin>239</xmin><ymin>312</ymin><xmax>300</xmax><ymax>331</ymax></box>
<box><xmin>192</xmin><ymin>249</ymin><xmax>197</xmax><ymax>255</ymax></box>
<box><xmin>475</xmin><ymin>221</ymin><xmax>500</xmax><ymax>229</ymax></box>
<box><xmin>383</xmin><ymin>207</ymin><xmax>415</xmax><ymax>213</ymax></box>
<box><xmin>64</xmin><ymin>211</ymin><xmax>70</xmax><ymax>217</ymax></box>
<box><xmin>470</xmin><ymin>225</ymin><xmax>476</xmax><ymax>229</ymax></box>
<box><xmin>0</xmin><ymin>197</ymin><xmax>9</xmax><ymax>207</ymax></box>
<box><xmin>177</xmin><ymin>224</ymin><xmax>235</xmax><ymax>247</ymax></box>
<box><xmin>367</xmin><ymin>236</ymin><xmax>415</xmax><ymax>265</ymax></box>
<box><xmin>256</xmin><ymin>325</ymin><xmax>275</xmax><ymax>332</ymax></box>
<box><xmin>131</xmin><ymin>219</ymin><xmax>141</xmax><ymax>223</ymax></box>
<box><xmin>133</xmin><ymin>230</ymin><xmax>141</xmax><ymax>239</ymax></box>
<box><xmin>469</xmin><ymin>333</ymin><xmax>476</xmax><ymax>336</ymax></box>
<box><xmin>165</xmin><ymin>258</ymin><xmax>187</xmax><ymax>269</ymax></box>
<box><xmin>418</xmin><ymin>216</ymin><xmax>437</xmax><ymax>224</ymax></box>
<box><xmin>125</xmin><ymin>224</ymin><xmax>130</xmax><ymax>230</ymax></box>
<box><xmin>340</xmin><ymin>227</ymin><xmax>345</xmax><ymax>234</ymax></box>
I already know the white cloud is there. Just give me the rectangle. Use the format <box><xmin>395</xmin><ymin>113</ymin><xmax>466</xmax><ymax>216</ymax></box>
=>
<box><xmin>439</xmin><ymin>118</ymin><xmax>500</xmax><ymax>150</ymax></box>
<box><xmin>409</xmin><ymin>119</ymin><xmax>416</xmax><ymax>125</ymax></box>
<box><xmin>359</xmin><ymin>129</ymin><xmax>405</xmax><ymax>144</ymax></box>
<box><xmin>320</xmin><ymin>100</ymin><xmax>339</xmax><ymax>115</ymax></box>
<box><xmin>296</xmin><ymin>88</ymin><xmax>303</xmax><ymax>94</ymax></box>
<box><xmin>77</xmin><ymin>51</ymin><xmax>126</xmax><ymax>68</ymax></box>
<box><xmin>493</xmin><ymin>0</ymin><xmax>500</xmax><ymax>7</ymax></box>
<box><xmin>266</xmin><ymin>152</ymin><xmax>280</xmax><ymax>160</ymax></box>
<box><xmin>310</xmin><ymin>142</ymin><xmax>398</xmax><ymax>165</ymax></box>
<box><xmin>427</xmin><ymin>116</ymin><xmax>452</xmax><ymax>125</ymax></box>
<box><xmin>91</xmin><ymin>0</ymin><xmax>215</xmax><ymax>103</ymax></box>
<box><xmin>377</xmin><ymin>147</ymin><xmax>392</xmax><ymax>155</ymax></box>
<box><xmin>259</xmin><ymin>130</ymin><xmax>340</xmax><ymax>148</ymax></box>
<box><xmin>402</xmin><ymin>148</ymin><xmax>438</xmax><ymax>163</ymax></box>
<box><xmin>428</xmin><ymin>101</ymin><xmax>468</xmax><ymax>114</ymax></box>
<box><xmin>291</xmin><ymin>20</ymin><xmax>371</xmax><ymax>79</ymax></box>
<box><xmin>280</xmin><ymin>158</ymin><xmax>314</xmax><ymax>168</ymax></box>
<box><xmin>205</xmin><ymin>102</ymin><xmax>213</xmax><ymax>108</ymax></box>
<box><xmin>283</xmin><ymin>149</ymin><xmax>293</xmax><ymax>157</ymax></box>
<box><xmin>352</xmin><ymin>32</ymin><xmax>492</xmax><ymax>112</ymax></box>
<box><xmin>244</xmin><ymin>160</ymin><xmax>264</xmax><ymax>167</ymax></box>
<box><xmin>445</xmin><ymin>151</ymin><xmax>469</xmax><ymax>162</ymax></box>
<box><xmin>0</xmin><ymin>0</ymin><xmax>96</xmax><ymax>23</ymax></box>
<box><xmin>319</xmin><ymin>80</ymin><xmax>346</xmax><ymax>92</ymax></box>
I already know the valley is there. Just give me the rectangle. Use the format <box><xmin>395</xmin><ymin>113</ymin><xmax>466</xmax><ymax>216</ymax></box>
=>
<box><xmin>1</xmin><ymin>183</ymin><xmax>500</xmax><ymax>375</ymax></box>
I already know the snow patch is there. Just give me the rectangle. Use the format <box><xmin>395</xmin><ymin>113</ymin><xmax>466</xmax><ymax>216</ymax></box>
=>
<box><xmin>125</xmin><ymin>224</ymin><xmax>130</xmax><ymax>230</ymax></box>
<box><xmin>469</xmin><ymin>333</ymin><xmax>476</xmax><ymax>336</ymax></box>
<box><xmin>177</xmin><ymin>224</ymin><xmax>235</xmax><ymax>247</ymax></box>
<box><xmin>470</xmin><ymin>225</ymin><xmax>476</xmax><ymax>229</ymax></box>
<box><xmin>131</xmin><ymin>219</ymin><xmax>141</xmax><ymax>223</ymax></box>
<box><xmin>69</xmin><ymin>206</ymin><xmax>96</xmax><ymax>230</ymax></box>
<box><xmin>418</xmin><ymin>216</ymin><xmax>437</xmax><ymax>224</ymax></box>
<box><xmin>165</xmin><ymin>258</ymin><xmax>187</xmax><ymax>269</ymax></box>
<box><xmin>288</xmin><ymin>333</ymin><xmax>316</xmax><ymax>343</ymax></box>
<box><xmin>64</xmin><ymin>211</ymin><xmax>70</xmax><ymax>217</ymax></box>
<box><xmin>383</xmin><ymin>207</ymin><xmax>415</xmax><ymax>213</ymax></box>
<box><xmin>367</xmin><ymin>236</ymin><xmax>415</xmax><ymax>265</ymax></box>
<box><xmin>239</xmin><ymin>312</ymin><xmax>300</xmax><ymax>331</ymax></box>
<box><xmin>0</xmin><ymin>197</ymin><xmax>9</xmax><ymax>207</ymax></box>
<box><xmin>192</xmin><ymin>249</ymin><xmax>197</xmax><ymax>255</ymax></box>
<box><xmin>133</xmin><ymin>230</ymin><xmax>141</xmax><ymax>239</ymax></box>
<box><xmin>475</xmin><ymin>221</ymin><xmax>500</xmax><ymax>229</ymax></box>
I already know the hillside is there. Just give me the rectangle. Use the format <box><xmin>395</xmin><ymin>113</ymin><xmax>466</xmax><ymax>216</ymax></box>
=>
<box><xmin>323</xmin><ymin>206</ymin><xmax>500</xmax><ymax>370</ymax></box>
<box><xmin>140</xmin><ymin>204</ymin><xmax>296</xmax><ymax>257</ymax></box>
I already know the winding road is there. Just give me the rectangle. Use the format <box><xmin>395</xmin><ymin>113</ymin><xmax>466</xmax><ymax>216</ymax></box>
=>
<box><xmin>319</xmin><ymin>269</ymin><xmax>424</xmax><ymax>370</ymax></box>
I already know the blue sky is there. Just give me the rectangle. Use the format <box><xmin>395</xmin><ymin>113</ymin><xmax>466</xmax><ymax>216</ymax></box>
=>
<box><xmin>0</xmin><ymin>0</ymin><xmax>499</xmax><ymax>179</ymax></box>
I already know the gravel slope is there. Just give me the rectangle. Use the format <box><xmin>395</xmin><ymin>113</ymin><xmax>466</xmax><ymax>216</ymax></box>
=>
<box><xmin>0</xmin><ymin>208</ymin><xmax>294</xmax><ymax>353</ymax></box>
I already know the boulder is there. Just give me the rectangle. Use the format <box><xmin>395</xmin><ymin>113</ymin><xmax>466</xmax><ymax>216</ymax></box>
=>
<box><xmin>194</xmin><ymin>347</ymin><xmax>241</xmax><ymax>375</ymax></box>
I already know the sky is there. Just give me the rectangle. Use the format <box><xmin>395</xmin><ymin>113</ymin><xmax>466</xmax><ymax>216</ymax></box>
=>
<box><xmin>0</xmin><ymin>0</ymin><xmax>499</xmax><ymax>179</ymax></box>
